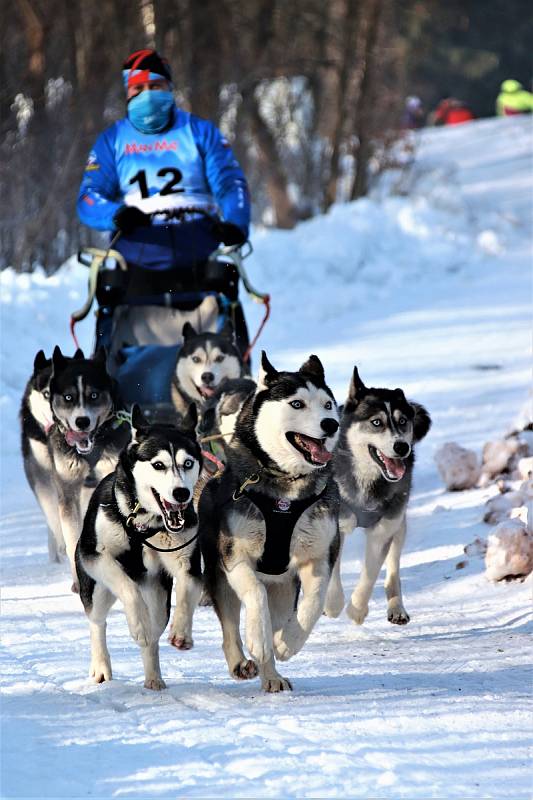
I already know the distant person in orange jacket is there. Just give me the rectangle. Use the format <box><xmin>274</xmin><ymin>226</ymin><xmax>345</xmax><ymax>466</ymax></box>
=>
<box><xmin>430</xmin><ymin>96</ymin><xmax>475</xmax><ymax>126</ymax></box>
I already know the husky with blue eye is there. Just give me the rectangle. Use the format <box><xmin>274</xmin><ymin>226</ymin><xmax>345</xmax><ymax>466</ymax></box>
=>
<box><xmin>20</xmin><ymin>349</ymin><xmax>67</xmax><ymax>562</ymax></box>
<box><xmin>47</xmin><ymin>346</ymin><xmax>129</xmax><ymax>591</ymax></box>
<box><xmin>200</xmin><ymin>352</ymin><xmax>341</xmax><ymax>693</ymax></box>
<box><xmin>75</xmin><ymin>405</ymin><xmax>203</xmax><ymax>690</ymax></box>
<box><xmin>324</xmin><ymin>367</ymin><xmax>431</xmax><ymax>625</ymax></box>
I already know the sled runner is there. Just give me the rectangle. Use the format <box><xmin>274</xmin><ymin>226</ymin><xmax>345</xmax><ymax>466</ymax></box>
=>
<box><xmin>71</xmin><ymin>205</ymin><xmax>269</xmax><ymax>419</ymax></box>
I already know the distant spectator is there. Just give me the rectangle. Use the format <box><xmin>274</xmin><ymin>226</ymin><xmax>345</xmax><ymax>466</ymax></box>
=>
<box><xmin>401</xmin><ymin>96</ymin><xmax>425</xmax><ymax>130</ymax></box>
<box><xmin>429</xmin><ymin>96</ymin><xmax>475</xmax><ymax>126</ymax></box>
<box><xmin>496</xmin><ymin>79</ymin><xmax>533</xmax><ymax>116</ymax></box>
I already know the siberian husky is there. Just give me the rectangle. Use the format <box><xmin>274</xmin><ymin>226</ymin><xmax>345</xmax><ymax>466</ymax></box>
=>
<box><xmin>48</xmin><ymin>346</ymin><xmax>130</xmax><ymax>590</ymax></box>
<box><xmin>198</xmin><ymin>377</ymin><xmax>257</xmax><ymax>468</ymax></box>
<box><xmin>200</xmin><ymin>352</ymin><xmax>341</xmax><ymax>692</ymax></box>
<box><xmin>324</xmin><ymin>367</ymin><xmax>431</xmax><ymax>624</ymax></box>
<box><xmin>171</xmin><ymin>321</ymin><xmax>243</xmax><ymax>417</ymax></box>
<box><xmin>20</xmin><ymin>348</ymin><xmax>84</xmax><ymax>562</ymax></box>
<box><xmin>76</xmin><ymin>406</ymin><xmax>203</xmax><ymax>689</ymax></box>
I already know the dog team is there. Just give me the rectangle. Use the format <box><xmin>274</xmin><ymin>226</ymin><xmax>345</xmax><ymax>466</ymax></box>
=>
<box><xmin>20</xmin><ymin>324</ymin><xmax>430</xmax><ymax>693</ymax></box>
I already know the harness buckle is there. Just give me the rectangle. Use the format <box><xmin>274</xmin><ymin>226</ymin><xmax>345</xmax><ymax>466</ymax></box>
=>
<box><xmin>232</xmin><ymin>472</ymin><xmax>261</xmax><ymax>501</ymax></box>
<box><xmin>126</xmin><ymin>501</ymin><xmax>142</xmax><ymax>528</ymax></box>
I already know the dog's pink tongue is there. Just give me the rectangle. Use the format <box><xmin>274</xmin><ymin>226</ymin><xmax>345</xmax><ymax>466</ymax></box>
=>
<box><xmin>381</xmin><ymin>454</ymin><xmax>406</xmax><ymax>479</ymax></box>
<box><xmin>199</xmin><ymin>385</ymin><xmax>216</xmax><ymax>398</ymax></box>
<box><xmin>300</xmin><ymin>435</ymin><xmax>332</xmax><ymax>464</ymax></box>
<box><xmin>66</xmin><ymin>430</ymin><xmax>90</xmax><ymax>447</ymax></box>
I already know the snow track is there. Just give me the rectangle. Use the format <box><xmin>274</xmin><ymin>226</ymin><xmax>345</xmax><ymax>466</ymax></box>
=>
<box><xmin>1</xmin><ymin>117</ymin><xmax>532</xmax><ymax>797</ymax></box>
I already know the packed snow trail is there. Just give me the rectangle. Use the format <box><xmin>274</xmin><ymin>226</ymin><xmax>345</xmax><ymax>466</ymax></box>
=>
<box><xmin>1</xmin><ymin>116</ymin><xmax>532</xmax><ymax>798</ymax></box>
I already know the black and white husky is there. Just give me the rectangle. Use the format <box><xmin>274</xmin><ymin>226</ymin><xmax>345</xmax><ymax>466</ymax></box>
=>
<box><xmin>171</xmin><ymin>321</ymin><xmax>243</xmax><ymax>417</ymax></box>
<box><xmin>48</xmin><ymin>346</ymin><xmax>129</xmax><ymax>589</ymax></box>
<box><xmin>20</xmin><ymin>349</ymin><xmax>61</xmax><ymax>561</ymax></box>
<box><xmin>76</xmin><ymin>406</ymin><xmax>203</xmax><ymax>689</ymax></box>
<box><xmin>324</xmin><ymin>367</ymin><xmax>431</xmax><ymax>625</ymax></box>
<box><xmin>20</xmin><ymin>348</ymin><xmax>89</xmax><ymax>562</ymax></box>
<box><xmin>200</xmin><ymin>352</ymin><xmax>341</xmax><ymax>693</ymax></box>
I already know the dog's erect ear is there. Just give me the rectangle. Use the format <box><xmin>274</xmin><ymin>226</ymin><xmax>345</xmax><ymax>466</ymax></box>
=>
<box><xmin>33</xmin><ymin>350</ymin><xmax>48</xmax><ymax>373</ymax></box>
<box><xmin>93</xmin><ymin>346</ymin><xmax>106</xmax><ymax>365</ymax></box>
<box><xmin>344</xmin><ymin>366</ymin><xmax>366</xmax><ymax>413</ymax></box>
<box><xmin>73</xmin><ymin>348</ymin><xmax>85</xmax><ymax>360</ymax></box>
<box><xmin>410</xmin><ymin>402</ymin><xmax>431</xmax><ymax>442</ymax></box>
<box><xmin>199</xmin><ymin>406</ymin><xmax>216</xmax><ymax>436</ymax></box>
<box><xmin>182</xmin><ymin>322</ymin><xmax>197</xmax><ymax>341</ymax></box>
<box><xmin>220</xmin><ymin>319</ymin><xmax>234</xmax><ymax>341</ymax></box>
<box><xmin>299</xmin><ymin>354</ymin><xmax>325</xmax><ymax>384</ymax></box>
<box><xmin>257</xmin><ymin>351</ymin><xmax>279</xmax><ymax>391</ymax></box>
<box><xmin>130</xmin><ymin>404</ymin><xmax>150</xmax><ymax>440</ymax></box>
<box><xmin>52</xmin><ymin>345</ymin><xmax>67</xmax><ymax>374</ymax></box>
<box><xmin>180</xmin><ymin>403</ymin><xmax>198</xmax><ymax>435</ymax></box>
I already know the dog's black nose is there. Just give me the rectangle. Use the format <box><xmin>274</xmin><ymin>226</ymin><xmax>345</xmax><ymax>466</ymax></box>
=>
<box><xmin>173</xmin><ymin>487</ymin><xmax>190</xmax><ymax>503</ymax></box>
<box><xmin>201</xmin><ymin>372</ymin><xmax>215</xmax><ymax>385</ymax></box>
<box><xmin>321</xmin><ymin>417</ymin><xmax>339</xmax><ymax>436</ymax></box>
<box><xmin>75</xmin><ymin>416</ymin><xmax>91</xmax><ymax>430</ymax></box>
<box><xmin>393</xmin><ymin>441</ymin><xmax>410</xmax><ymax>457</ymax></box>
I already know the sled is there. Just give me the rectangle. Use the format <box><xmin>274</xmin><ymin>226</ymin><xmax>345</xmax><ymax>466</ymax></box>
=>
<box><xmin>71</xmin><ymin>205</ymin><xmax>269</xmax><ymax>420</ymax></box>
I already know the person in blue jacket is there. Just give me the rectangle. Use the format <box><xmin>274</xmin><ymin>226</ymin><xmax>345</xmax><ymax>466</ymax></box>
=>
<box><xmin>77</xmin><ymin>48</ymin><xmax>251</xmax><ymax>275</ymax></box>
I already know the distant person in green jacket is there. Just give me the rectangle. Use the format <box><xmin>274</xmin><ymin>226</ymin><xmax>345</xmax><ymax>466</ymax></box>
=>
<box><xmin>496</xmin><ymin>80</ymin><xmax>533</xmax><ymax>116</ymax></box>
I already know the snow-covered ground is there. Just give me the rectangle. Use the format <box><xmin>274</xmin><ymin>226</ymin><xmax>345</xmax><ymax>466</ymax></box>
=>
<box><xmin>1</xmin><ymin>116</ymin><xmax>532</xmax><ymax>799</ymax></box>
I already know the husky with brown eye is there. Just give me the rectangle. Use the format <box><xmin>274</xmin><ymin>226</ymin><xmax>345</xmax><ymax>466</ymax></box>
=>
<box><xmin>324</xmin><ymin>366</ymin><xmax>431</xmax><ymax>626</ymax></box>
<box><xmin>199</xmin><ymin>351</ymin><xmax>341</xmax><ymax>693</ymax></box>
<box><xmin>171</xmin><ymin>320</ymin><xmax>244</xmax><ymax>418</ymax></box>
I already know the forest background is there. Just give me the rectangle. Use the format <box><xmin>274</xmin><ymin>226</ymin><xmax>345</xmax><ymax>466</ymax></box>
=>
<box><xmin>2</xmin><ymin>0</ymin><xmax>532</xmax><ymax>271</ymax></box>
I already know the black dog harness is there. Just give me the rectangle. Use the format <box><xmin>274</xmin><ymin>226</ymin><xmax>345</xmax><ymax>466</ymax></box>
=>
<box><xmin>239</xmin><ymin>484</ymin><xmax>328</xmax><ymax>575</ymax></box>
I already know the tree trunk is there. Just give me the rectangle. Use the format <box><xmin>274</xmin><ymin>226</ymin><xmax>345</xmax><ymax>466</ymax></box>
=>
<box><xmin>241</xmin><ymin>87</ymin><xmax>298</xmax><ymax>229</ymax></box>
<box><xmin>351</xmin><ymin>0</ymin><xmax>383</xmax><ymax>200</ymax></box>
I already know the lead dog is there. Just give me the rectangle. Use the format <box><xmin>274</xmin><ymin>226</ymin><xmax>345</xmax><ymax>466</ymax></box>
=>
<box><xmin>200</xmin><ymin>352</ymin><xmax>340</xmax><ymax>692</ymax></box>
<box><xmin>48</xmin><ymin>346</ymin><xmax>129</xmax><ymax>589</ymax></box>
<box><xmin>76</xmin><ymin>406</ymin><xmax>203</xmax><ymax>689</ymax></box>
<box><xmin>324</xmin><ymin>367</ymin><xmax>431</xmax><ymax>624</ymax></box>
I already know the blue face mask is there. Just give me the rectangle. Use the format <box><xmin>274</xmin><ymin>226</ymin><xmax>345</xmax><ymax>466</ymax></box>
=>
<box><xmin>127</xmin><ymin>90</ymin><xmax>174</xmax><ymax>134</ymax></box>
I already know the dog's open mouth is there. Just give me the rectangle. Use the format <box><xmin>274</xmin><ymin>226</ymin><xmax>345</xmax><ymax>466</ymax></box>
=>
<box><xmin>369</xmin><ymin>445</ymin><xmax>406</xmax><ymax>482</ymax></box>
<box><xmin>152</xmin><ymin>489</ymin><xmax>188</xmax><ymax>533</ymax></box>
<box><xmin>196</xmin><ymin>384</ymin><xmax>216</xmax><ymax>399</ymax></box>
<box><xmin>65</xmin><ymin>429</ymin><xmax>94</xmax><ymax>455</ymax></box>
<box><xmin>286</xmin><ymin>432</ymin><xmax>332</xmax><ymax>466</ymax></box>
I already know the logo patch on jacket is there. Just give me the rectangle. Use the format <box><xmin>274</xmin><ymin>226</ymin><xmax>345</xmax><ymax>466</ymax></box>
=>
<box><xmin>85</xmin><ymin>151</ymin><xmax>100</xmax><ymax>171</ymax></box>
<box><xmin>124</xmin><ymin>140</ymin><xmax>178</xmax><ymax>155</ymax></box>
<box><xmin>275</xmin><ymin>498</ymin><xmax>291</xmax><ymax>513</ymax></box>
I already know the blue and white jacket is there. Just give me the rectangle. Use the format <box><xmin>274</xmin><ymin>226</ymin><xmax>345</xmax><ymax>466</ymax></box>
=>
<box><xmin>77</xmin><ymin>107</ymin><xmax>250</xmax><ymax>271</ymax></box>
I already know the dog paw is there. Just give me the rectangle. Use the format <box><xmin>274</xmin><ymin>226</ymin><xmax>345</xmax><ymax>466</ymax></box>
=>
<box><xmin>323</xmin><ymin>592</ymin><xmax>345</xmax><ymax>618</ymax></box>
<box><xmin>261</xmin><ymin>676</ymin><xmax>293</xmax><ymax>693</ymax></box>
<box><xmin>127</xmin><ymin>604</ymin><xmax>152</xmax><ymax>647</ymax></box>
<box><xmin>198</xmin><ymin>590</ymin><xmax>213</xmax><ymax>607</ymax></box>
<box><xmin>273</xmin><ymin>631</ymin><xmax>298</xmax><ymax>661</ymax></box>
<box><xmin>90</xmin><ymin>661</ymin><xmax>112</xmax><ymax>683</ymax></box>
<box><xmin>387</xmin><ymin>604</ymin><xmax>410</xmax><ymax>625</ymax></box>
<box><xmin>245</xmin><ymin>632</ymin><xmax>272</xmax><ymax>664</ymax></box>
<box><xmin>144</xmin><ymin>676</ymin><xmax>166</xmax><ymax>691</ymax></box>
<box><xmin>169</xmin><ymin>634</ymin><xmax>193</xmax><ymax>650</ymax></box>
<box><xmin>346</xmin><ymin>600</ymin><xmax>368</xmax><ymax>625</ymax></box>
<box><xmin>232</xmin><ymin>659</ymin><xmax>258</xmax><ymax>680</ymax></box>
